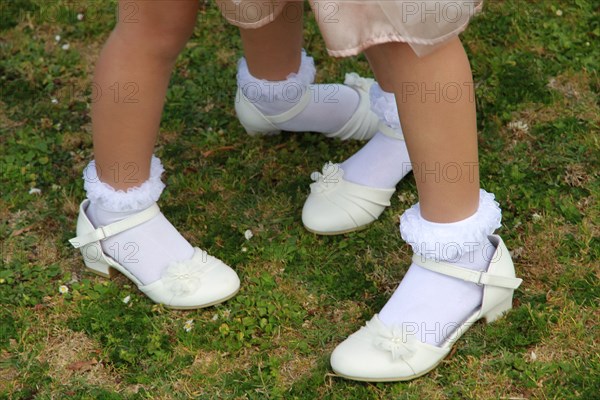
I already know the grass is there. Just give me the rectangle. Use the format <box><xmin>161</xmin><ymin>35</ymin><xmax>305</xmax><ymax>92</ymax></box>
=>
<box><xmin>1</xmin><ymin>0</ymin><xmax>599</xmax><ymax>398</ymax></box>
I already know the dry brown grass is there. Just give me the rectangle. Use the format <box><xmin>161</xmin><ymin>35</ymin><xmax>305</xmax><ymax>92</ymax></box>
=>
<box><xmin>37</xmin><ymin>329</ymin><xmax>120</xmax><ymax>388</ymax></box>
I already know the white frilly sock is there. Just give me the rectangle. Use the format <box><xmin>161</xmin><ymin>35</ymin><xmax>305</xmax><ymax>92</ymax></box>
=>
<box><xmin>378</xmin><ymin>190</ymin><xmax>502</xmax><ymax>346</ymax></box>
<box><xmin>237</xmin><ymin>50</ymin><xmax>359</xmax><ymax>134</ymax></box>
<box><xmin>83</xmin><ymin>156</ymin><xmax>194</xmax><ymax>285</ymax></box>
<box><xmin>340</xmin><ymin>83</ymin><xmax>412</xmax><ymax>188</ymax></box>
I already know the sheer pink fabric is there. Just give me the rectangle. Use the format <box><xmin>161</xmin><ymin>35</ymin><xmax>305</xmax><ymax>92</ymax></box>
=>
<box><xmin>217</xmin><ymin>0</ymin><xmax>483</xmax><ymax>57</ymax></box>
<box><xmin>216</xmin><ymin>0</ymin><xmax>291</xmax><ymax>30</ymax></box>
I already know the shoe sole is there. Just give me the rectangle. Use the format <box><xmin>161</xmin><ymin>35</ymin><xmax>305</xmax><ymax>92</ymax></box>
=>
<box><xmin>165</xmin><ymin>287</ymin><xmax>240</xmax><ymax>310</ymax></box>
<box><xmin>84</xmin><ymin>266</ymin><xmax>240</xmax><ymax>310</ymax></box>
<box><xmin>332</xmin><ymin>359</ymin><xmax>442</xmax><ymax>382</ymax></box>
<box><xmin>303</xmin><ymin>223</ymin><xmax>370</xmax><ymax>236</ymax></box>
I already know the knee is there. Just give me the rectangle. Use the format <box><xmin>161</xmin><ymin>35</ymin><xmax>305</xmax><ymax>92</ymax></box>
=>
<box><xmin>146</xmin><ymin>24</ymin><xmax>196</xmax><ymax>60</ymax></box>
<box><xmin>114</xmin><ymin>9</ymin><xmax>197</xmax><ymax>61</ymax></box>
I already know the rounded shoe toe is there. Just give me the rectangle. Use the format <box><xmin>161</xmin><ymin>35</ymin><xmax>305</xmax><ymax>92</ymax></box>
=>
<box><xmin>302</xmin><ymin>193</ymin><xmax>358</xmax><ymax>234</ymax></box>
<box><xmin>192</xmin><ymin>261</ymin><xmax>240</xmax><ymax>306</ymax></box>
<box><xmin>330</xmin><ymin>335</ymin><xmax>417</xmax><ymax>382</ymax></box>
<box><xmin>141</xmin><ymin>250</ymin><xmax>240</xmax><ymax>309</ymax></box>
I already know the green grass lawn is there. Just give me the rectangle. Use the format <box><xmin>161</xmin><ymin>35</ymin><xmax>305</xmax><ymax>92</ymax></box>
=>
<box><xmin>1</xmin><ymin>0</ymin><xmax>599</xmax><ymax>398</ymax></box>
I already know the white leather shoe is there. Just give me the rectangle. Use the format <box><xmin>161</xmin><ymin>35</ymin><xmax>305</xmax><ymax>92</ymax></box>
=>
<box><xmin>330</xmin><ymin>235</ymin><xmax>522</xmax><ymax>381</ymax></box>
<box><xmin>301</xmin><ymin>162</ymin><xmax>396</xmax><ymax>235</ymax></box>
<box><xmin>235</xmin><ymin>73</ymin><xmax>379</xmax><ymax>140</ymax></box>
<box><xmin>69</xmin><ymin>200</ymin><xmax>240</xmax><ymax>309</ymax></box>
<box><xmin>302</xmin><ymin>123</ymin><xmax>410</xmax><ymax>235</ymax></box>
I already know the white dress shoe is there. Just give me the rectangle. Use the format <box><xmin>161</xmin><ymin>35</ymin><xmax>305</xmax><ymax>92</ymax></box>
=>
<box><xmin>301</xmin><ymin>162</ymin><xmax>396</xmax><ymax>235</ymax></box>
<box><xmin>302</xmin><ymin>123</ymin><xmax>409</xmax><ymax>235</ymax></box>
<box><xmin>330</xmin><ymin>235</ymin><xmax>522</xmax><ymax>381</ymax></box>
<box><xmin>235</xmin><ymin>73</ymin><xmax>379</xmax><ymax>140</ymax></box>
<box><xmin>69</xmin><ymin>200</ymin><xmax>240</xmax><ymax>309</ymax></box>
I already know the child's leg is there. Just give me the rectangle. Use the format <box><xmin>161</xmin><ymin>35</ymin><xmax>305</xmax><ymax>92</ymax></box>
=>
<box><xmin>364</xmin><ymin>38</ymin><xmax>490</xmax><ymax>336</ymax></box>
<box><xmin>303</xmin><ymin>39</ymin><xmax>477</xmax><ymax>233</ymax></box>
<box><xmin>330</xmin><ymin>38</ymin><xmax>517</xmax><ymax>380</ymax></box>
<box><xmin>92</xmin><ymin>0</ymin><xmax>199</xmax><ymax>190</ymax></box>
<box><xmin>76</xmin><ymin>1</ymin><xmax>240</xmax><ymax>307</ymax></box>
<box><xmin>322</xmin><ymin>38</ymin><xmax>478</xmax><ymax>197</ymax></box>
<box><xmin>233</xmin><ymin>1</ymin><xmax>375</xmax><ymax>138</ymax></box>
<box><xmin>365</xmin><ymin>39</ymin><xmax>480</xmax><ymax>221</ymax></box>
<box><xmin>238</xmin><ymin>1</ymin><xmax>303</xmax><ymax>80</ymax></box>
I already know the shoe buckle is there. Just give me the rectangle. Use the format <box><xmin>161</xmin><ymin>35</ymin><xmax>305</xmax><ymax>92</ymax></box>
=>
<box><xmin>98</xmin><ymin>226</ymin><xmax>108</xmax><ymax>241</ymax></box>
<box><xmin>475</xmin><ymin>271</ymin><xmax>485</xmax><ymax>286</ymax></box>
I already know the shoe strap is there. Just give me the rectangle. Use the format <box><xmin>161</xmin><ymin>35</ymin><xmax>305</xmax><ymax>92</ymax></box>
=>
<box><xmin>69</xmin><ymin>203</ymin><xmax>160</xmax><ymax>248</ymax></box>
<box><xmin>263</xmin><ymin>87</ymin><xmax>313</xmax><ymax>125</ymax></box>
<box><xmin>412</xmin><ymin>255</ymin><xmax>522</xmax><ymax>289</ymax></box>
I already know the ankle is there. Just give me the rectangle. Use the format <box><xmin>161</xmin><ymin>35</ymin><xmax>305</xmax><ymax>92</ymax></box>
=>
<box><xmin>237</xmin><ymin>49</ymin><xmax>315</xmax><ymax>116</ymax></box>
<box><xmin>401</xmin><ymin>190</ymin><xmax>502</xmax><ymax>263</ymax></box>
<box><xmin>340</xmin><ymin>132</ymin><xmax>411</xmax><ymax>188</ymax></box>
<box><xmin>83</xmin><ymin>155</ymin><xmax>164</xmax><ymax>214</ymax></box>
<box><xmin>376</xmin><ymin>190</ymin><xmax>503</xmax><ymax>344</ymax></box>
<box><xmin>81</xmin><ymin>155</ymin><xmax>197</xmax><ymax>285</ymax></box>
<box><xmin>87</xmin><ymin>202</ymin><xmax>139</xmax><ymax>228</ymax></box>
<box><xmin>454</xmin><ymin>241</ymin><xmax>496</xmax><ymax>271</ymax></box>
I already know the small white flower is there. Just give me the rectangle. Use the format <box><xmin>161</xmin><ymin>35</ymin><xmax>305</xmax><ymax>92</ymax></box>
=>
<box><xmin>211</xmin><ymin>314</ymin><xmax>219</xmax><ymax>321</ymax></box>
<box><xmin>77</xmin><ymin>13</ymin><xmax>84</xmax><ymax>21</ymax></box>
<box><xmin>51</xmin><ymin>98</ymin><xmax>58</xmax><ymax>104</ymax></box>
<box><xmin>183</xmin><ymin>319</ymin><xmax>194</xmax><ymax>332</ymax></box>
<box><xmin>555</xmin><ymin>9</ymin><xmax>563</xmax><ymax>16</ymax></box>
<box><xmin>530</xmin><ymin>351</ymin><xmax>537</xmax><ymax>361</ymax></box>
<box><xmin>509</xmin><ymin>247</ymin><xmax>525</xmax><ymax>259</ymax></box>
<box><xmin>532</xmin><ymin>213</ymin><xmax>542</xmax><ymax>222</ymax></box>
<box><xmin>123</xmin><ymin>295</ymin><xmax>131</xmax><ymax>304</ymax></box>
<box><xmin>507</xmin><ymin>120</ymin><xmax>529</xmax><ymax>133</ymax></box>
<box><xmin>241</xmin><ymin>247</ymin><xmax>248</xmax><ymax>253</ymax></box>
<box><xmin>29</xmin><ymin>188</ymin><xmax>41</xmax><ymax>195</ymax></box>
<box><xmin>59</xmin><ymin>285</ymin><xmax>69</xmax><ymax>294</ymax></box>
<box><xmin>61</xmin><ymin>43</ymin><xmax>70</xmax><ymax>51</ymax></box>
<box><xmin>244</xmin><ymin>229</ymin><xmax>253</xmax><ymax>240</ymax></box>
<box><xmin>55</xmin><ymin>35</ymin><xmax>61</xmax><ymax>42</ymax></box>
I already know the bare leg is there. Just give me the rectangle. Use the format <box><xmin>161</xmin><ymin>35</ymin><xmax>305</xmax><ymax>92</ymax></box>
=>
<box><xmin>365</xmin><ymin>39</ymin><xmax>479</xmax><ymax>222</ymax></box>
<box><xmin>239</xmin><ymin>1</ymin><xmax>303</xmax><ymax>79</ymax></box>
<box><xmin>92</xmin><ymin>0</ymin><xmax>199</xmax><ymax>190</ymax></box>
